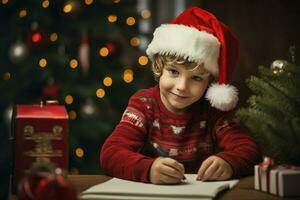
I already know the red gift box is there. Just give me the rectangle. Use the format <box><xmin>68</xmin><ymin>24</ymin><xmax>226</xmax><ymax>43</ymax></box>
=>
<box><xmin>12</xmin><ymin>102</ymin><xmax>69</xmax><ymax>187</ymax></box>
<box><xmin>254</xmin><ymin>158</ymin><xmax>300</xmax><ymax>197</ymax></box>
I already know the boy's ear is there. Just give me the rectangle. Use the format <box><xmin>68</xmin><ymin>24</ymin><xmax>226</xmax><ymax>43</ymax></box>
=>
<box><xmin>153</xmin><ymin>71</ymin><xmax>161</xmax><ymax>82</ymax></box>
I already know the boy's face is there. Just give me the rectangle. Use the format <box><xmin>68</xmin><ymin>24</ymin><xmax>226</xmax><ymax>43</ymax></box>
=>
<box><xmin>159</xmin><ymin>63</ymin><xmax>210</xmax><ymax>114</ymax></box>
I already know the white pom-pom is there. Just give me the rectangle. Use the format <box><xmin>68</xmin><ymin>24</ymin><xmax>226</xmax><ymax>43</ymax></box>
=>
<box><xmin>205</xmin><ymin>83</ymin><xmax>238</xmax><ymax>111</ymax></box>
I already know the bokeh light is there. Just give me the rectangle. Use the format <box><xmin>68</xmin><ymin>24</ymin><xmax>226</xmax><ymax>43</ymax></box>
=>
<box><xmin>39</xmin><ymin>58</ymin><xmax>47</xmax><ymax>68</ymax></box>
<box><xmin>99</xmin><ymin>47</ymin><xmax>109</xmax><ymax>57</ymax></box>
<box><xmin>84</xmin><ymin>0</ymin><xmax>93</xmax><ymax>5</ymax></box>
<box><xmin>141</xmin><ymin>9</ymin><xmax>151</xmax><ymax>19</ymax></box>
<box><xmin>19</xmin><ymin>9</ymin><xmax>27</xmax><ymax>18</ymax></box>
<box><xmin>96</xmin><ymin>88</ymin><xmax>105</xmax><ymax>98</ymax></box>
<box><xmin>126</xmin><ymin>17</ymin><xmax>136</xmax><ymax>26</ymax></box>
<box><xmin>42</xmin><ymin>0</ymin><xmax>50</xmax><ymax>8</ymax></box>
<box><xmin>123</xmin><ymin>69</ymin><xmax>133</xmax><ymax>83</ymax></box>
<box><xmin>65</xmin><ymin>95</ymin><xmax>74</xmax><ymax>104</ymax></box>
<box><xmin>68</xmin><ymin>110</ymin><xmax>77</xmax><ymax>120</ymax></box>
<box><xmin>69</xmin><ymin>59</ymin><xmax>78</xmax><ymax>69</ymax></box>
<box><xmin>50</xmin><ymin>33</ymin><xmax>58</xmax><ymax>42</ymax></box>
<box><xmin>75</xmin><ymin>147</ymin><xmax>84</xmax><ymax>158</ymax></box>
<box><xmin>108</xmin><ymin>14</ymin><xmax>117</xmax><ymax>23</ymax></box>
<box><xmin>130</xmin><ymin>37</ymin><xmax>140</xmax><ymax>47</ymax></box>
<box><xmin>103</xmin><ymin>76</ymin><xmax>113</xmax><ymax>87</ymax></box>
<box><xmin>138</xmin><ymin>55</ymin><xmax>148</xmax><ymax>66</ymax></box>
<box><xmin>3</xmin><ymin>72</ymin><xmax>11</xmax><ymax>80</ymax></box>
<box><xmin>63</xmin><ymin>3</ymin><xmax>72</xmax><ymax>13</ymax></box>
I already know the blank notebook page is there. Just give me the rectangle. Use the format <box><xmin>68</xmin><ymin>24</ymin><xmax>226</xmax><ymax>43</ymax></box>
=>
<box><xmin>80</xmin><ymin>174</ymin><xmax>239</xmax><ymax>200</ymax></box>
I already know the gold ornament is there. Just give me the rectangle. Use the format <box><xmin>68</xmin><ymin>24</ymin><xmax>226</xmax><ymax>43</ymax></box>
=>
<box><xmin>270</xmin><ymin>59</ymin><xmax>288</xmax><ymax>75</ymax></box>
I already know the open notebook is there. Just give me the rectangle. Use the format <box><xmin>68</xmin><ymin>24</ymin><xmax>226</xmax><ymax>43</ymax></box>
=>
<box><xmin>79</xmin><ymin>174</ymin><xmax>239</xmax><ymax>200</ymax></box>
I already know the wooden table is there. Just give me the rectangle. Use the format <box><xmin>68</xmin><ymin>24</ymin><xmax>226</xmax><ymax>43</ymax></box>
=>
<box><xmin>68</xmin><ymin>175</ymin><xmax>300</xmax><ymax>200</ymax></box>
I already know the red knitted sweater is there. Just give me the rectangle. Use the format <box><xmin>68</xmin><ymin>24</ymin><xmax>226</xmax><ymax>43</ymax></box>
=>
<box><xmin>100</xmin><ymin>86</ymin><xmax>261</xmax><ymax>182</ymax></box>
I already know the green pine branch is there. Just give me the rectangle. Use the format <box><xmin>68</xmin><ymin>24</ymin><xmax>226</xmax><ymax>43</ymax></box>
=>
<box><xmin>236</xmin><ymin>52</ymin><xmax>300</xmax><ymax>165</ymax></box>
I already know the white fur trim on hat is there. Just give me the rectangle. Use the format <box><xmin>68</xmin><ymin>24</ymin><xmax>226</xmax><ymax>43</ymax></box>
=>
<box><xmin>146</xmin><ymin>24</ymin><xmax>220</xmax><ymax>77</ymax></box>
<box><xmin>205</xmin><ymin>83</ymin><xmax>238</xmax><ymax>111</ymax></box>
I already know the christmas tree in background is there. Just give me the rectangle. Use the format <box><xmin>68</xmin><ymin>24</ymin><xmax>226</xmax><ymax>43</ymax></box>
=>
<box><xmin>0</xmin><ymin>0</ymin><xmax>152</xmax><ymax>174</ymax></box>
<box><xmin>236</xmin><ymin>47</ymin><xmax>300</xmax><ymax>165</ymax></box>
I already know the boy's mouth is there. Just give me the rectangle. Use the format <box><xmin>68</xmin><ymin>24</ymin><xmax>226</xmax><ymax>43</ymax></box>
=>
<box><xmin>170</xmin><ymin>91</ymin><xmax>189</xmax><ymax>99</ymax></box>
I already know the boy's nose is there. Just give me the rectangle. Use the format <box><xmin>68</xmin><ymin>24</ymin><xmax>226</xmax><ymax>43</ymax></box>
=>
<box><xmin>176</xmin><ymin>77</ymin><xmax>188</xmax><ymax>91</ymax></box>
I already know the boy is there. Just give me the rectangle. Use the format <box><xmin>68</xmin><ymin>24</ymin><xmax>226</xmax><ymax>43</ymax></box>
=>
<box><xmin>100</xmin><ymin>6</ymin><xmax>261</xmax><ymax>184</ymax></box>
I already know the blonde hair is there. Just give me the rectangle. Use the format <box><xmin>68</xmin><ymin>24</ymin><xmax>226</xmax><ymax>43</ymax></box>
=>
<box><xmin>151</xmin><ymin>54</ymin><xmax>214</xmax><ymax>82</ymax></box>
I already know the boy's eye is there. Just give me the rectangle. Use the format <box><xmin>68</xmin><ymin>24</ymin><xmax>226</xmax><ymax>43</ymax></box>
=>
<box><xmin>192</xmin><ymin>76</ymin><xmax>203</xmax><ymax>81</ymax></box>
<box><xmin>168</xmin><ymin>69</ymin><xmax>179</xmax><ymax>75</ymax></box>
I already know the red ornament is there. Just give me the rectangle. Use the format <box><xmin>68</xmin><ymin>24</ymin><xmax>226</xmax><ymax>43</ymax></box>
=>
<box><xmin>41</xmin><ymin>84</ymin><xmax>61</xmax><ymax>100</ymax></box>
<box><xmin>27</xmin><ymin>30</ymin><xmax>49</xmax><ymax>50</ymax></box>
<box><xmin>18</xmin><ymin>171</ymin><xmax>52</xmax><ymax>200</ymax></box>
<box><xmin>105</xmin><ymin>41</ymin><xmax>120</xmax><ymax>57</ymax></box>
<box><xmin>31</xmin><ymin>32</ymin><xmax>42</xmax><ymax>43</ymax></box>
<box><xmin>35</xmin><ymin>175</ymin><xmax>77</xmax><ymax>200</ymax></box>
<box><xmin>18</xmin><ymin>162</ymin><xmax>77</xmax><ymax>200</ymax></box>
<box><xmin>106</xmin><ymin>42</ymin><xmax>116</xmax><ymax>54</ymax></box>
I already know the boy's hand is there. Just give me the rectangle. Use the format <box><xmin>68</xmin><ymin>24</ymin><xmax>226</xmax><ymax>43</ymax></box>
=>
<box><xmin>150</xmin><ymin>157</ymin><xmax>185</xmax><ymax>184</ymax></box>
<box><xmin>197</xmin><ymin>155</ymin><xmax>233</xmax><ymax>181</ymax></box>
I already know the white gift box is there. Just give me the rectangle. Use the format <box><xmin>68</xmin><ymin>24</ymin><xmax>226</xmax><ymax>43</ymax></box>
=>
<box><xmin>255</xmin><ymin>164</ymin><xmax>300</xmax><ymax>197</ymax></box>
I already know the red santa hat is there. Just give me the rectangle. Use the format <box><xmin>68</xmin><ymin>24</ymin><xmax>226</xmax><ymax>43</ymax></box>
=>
<box><xmin>146</xmin><ymin>7</ymin><xmax>239</xmax><ymax>111</ymax></box>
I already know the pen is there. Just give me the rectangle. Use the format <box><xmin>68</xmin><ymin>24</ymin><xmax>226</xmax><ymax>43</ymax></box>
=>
<box><xmin>152</xmin><ymin>142</ymin><xmax>187</xmax><ymax>182</ymax></box>
<box><xmin>153</xmin><ymin>142</ymin><xmax>168</xmax><ymax>157</ymax></box>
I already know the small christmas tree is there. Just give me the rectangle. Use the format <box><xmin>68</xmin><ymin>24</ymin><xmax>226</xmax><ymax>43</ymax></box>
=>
<box><xmin>236</xmin><ymin>47</ymin><xmax>300</xmax><ymax>165</ymax></box>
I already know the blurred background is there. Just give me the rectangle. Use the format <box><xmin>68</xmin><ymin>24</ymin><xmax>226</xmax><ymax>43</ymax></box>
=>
<box><xmin>0</xmin><ymin>0</ymin><xmax>299</xmax><ymax>199</ymax></box>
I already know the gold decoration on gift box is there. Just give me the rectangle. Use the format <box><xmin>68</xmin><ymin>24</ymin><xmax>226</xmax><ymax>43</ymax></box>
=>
<box><xmin>23</xmin><ymin>125</ymin><xmax>63</xmax><ymax>157</ymax></box>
